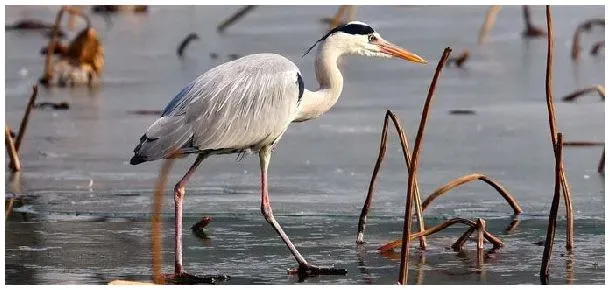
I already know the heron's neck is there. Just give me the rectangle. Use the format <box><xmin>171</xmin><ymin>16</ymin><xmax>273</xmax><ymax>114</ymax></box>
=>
<box><xmin>294</xmin><ymin>46</ymin><xmax>344</xmax><ymax>122</ymax></box>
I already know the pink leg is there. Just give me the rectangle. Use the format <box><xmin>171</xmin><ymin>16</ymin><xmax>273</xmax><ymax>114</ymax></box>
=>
<box><xmin>258</xmin><ymin>146</ymin><xmax>346</xmax><ymax>277</ymax></box>
<box><xmin>173</xmin><ymin>153</ymin><xmax>206</xmax><ymax>275</ymax></box>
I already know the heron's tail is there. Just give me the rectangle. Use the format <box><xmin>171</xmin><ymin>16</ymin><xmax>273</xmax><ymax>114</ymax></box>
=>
<box><xmin>129</xmin><ymin>116</ymin><xmax>195</xmax><ymax>165</ymax></box>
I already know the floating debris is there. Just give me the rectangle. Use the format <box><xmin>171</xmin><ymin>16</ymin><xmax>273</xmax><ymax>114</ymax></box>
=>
<box><xmin>33</xmin><ymin>102</ymin><xmax>70</xmax><ymax>110</ymax></box>
<box><xmin>448</xmin><ymin>109</ymin><xmax>476</xmax><ymax>115</ymax></box>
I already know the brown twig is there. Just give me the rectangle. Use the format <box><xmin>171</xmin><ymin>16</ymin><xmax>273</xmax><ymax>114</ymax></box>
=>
<box><xmin>522</xmin><ymin>6</ymin><xmax>547</xmax><ymax>38</ymax></box>
<box><xmin>41</xmin><ymin>6</ymin><xmax>67</xmax><ymax>85</ymax></box>
<box><xmin>540</xmin><ymin>133</ymin><xmax>564</xmax><ymax>284</ymax></box>
<box><xmin>151</xmin><ymin>157</ymin><xmax>176</xmax><ymax>284</ymax></box>
<box><xmin>590</xmin><ymin>40</ymin><xmax>604</xmax><ymax>55</ymax></box>
<box><xmin>398</xmin><ymin>47</ymin><xmax>452</xmax><ymax>285</ymax></box>
<box><xmin>421</xmin><ymin>173</ymin><xmax>523</xmax><ymax>215</ymax></box>
<box><xmin>5</xmin><ymin>125</ymin><xmax>21</xmax><ymax>172</ymax></box>
<box><xmin>451</xmin><ymin>226</ymin><xmax>476</xmax><ymax>251</ymax></box>
<box><xmin>177</xmin><ymin>33</ymin><xmax>200</xmax><ymax>58</ymax></box>
<box><xmin>8</xmin><ymin>86</ymin><xmax>38</xmax><ymax>171</ymax></box>
<box><xmin>478</xmin><ymin>5</ymin><xmax>501</xmax><ymax>45</ymax></box>
<box><xmin>356</xmin><ymin>110</ymin><xmax>428</xmax><ymax>249</ymax></box>
<box><xmin>217</xmin><ymin>6</ymin><xmax>257</xmax><ymax>33</ymax></box>
<box><xmin>571</xmin><ymin>18</ymin><xmax>605</xmax><ymax>60</ymax></box>
<box><xmin>561</xmin><ymin>85</ymin><xmax>605</xmax><ymax>102</ymax></box>
<box><xmin>598</xmin><ymin>150</ymin><xmax>604</xmax><ymax>174</ymax></box>
<box><xmin>13</xmin><ymin>86</ymin><xmax>38</xmax><ymax>152</ymax></box>
<box><xmin>379</xmin><ymin>217</ymin><xmax>504</xmax><ymax>253</ymax></box>
<box><xmin>545</xmin><ymin>6</ymin><xmax>574</xmax><ymax>251</ymax></box>
<box><xmin>562</xmin><ymin>140</ymin><xmax>604</xmax><ymax>147</ymax></box>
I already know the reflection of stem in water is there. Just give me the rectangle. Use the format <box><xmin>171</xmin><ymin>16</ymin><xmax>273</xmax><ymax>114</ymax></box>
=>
<box><xmin>355</xmin><ymin>244</ymin><xmax>373</xmax><ymax>284</ymax></box>
<box><xmin>565</xmin><ymin>251</ymin><xmax>574</xmax><ymax>284</ymax></box>
<box><xmin>504</xmin><ymin>217</ymin><xmax>520</xmax><ymax>234</ymax></box>
<box><xmin>598</xmin><ymin>150</ymin><xmax>604</xmax><ymax>174</ymax></box>
<box><xmin>152</xmin><ymin>157</ymin><xmax>176</xmax><ymax>284</ymax></box>
<box><xmin>415</xmin><ymin>252</ymin><xmax>425</xmax><ymax>285</ymax></box>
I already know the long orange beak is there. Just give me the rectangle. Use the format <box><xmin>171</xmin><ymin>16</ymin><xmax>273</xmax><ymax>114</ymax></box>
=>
<box><xmin>375</xmin><ymin>39</ymin><xmax>427</xmax><ymax>64</ymax></box>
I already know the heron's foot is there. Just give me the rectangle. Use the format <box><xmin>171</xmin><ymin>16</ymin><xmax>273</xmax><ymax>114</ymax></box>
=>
<box><xmin>163</xmin><ymin>272</ymin><xmax>230</xmax><ymax>285</ymax></box>
<box><xmin>288</xmin><ymin>263</ymin><xmax>347</xmax><ymax>278</ymax></box>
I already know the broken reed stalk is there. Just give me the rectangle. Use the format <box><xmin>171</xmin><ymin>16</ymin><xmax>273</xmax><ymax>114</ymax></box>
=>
<box><xmin>478</xmin><ymin>5</ymin><xmax>501</xmax><ymax>45</ymax></box>
<box><xmin>151</xmin><ymin>157</ymin><xmax>176</xmax><ymax>284</ymax></box>
<box><xmin>598</xmin><ymin>150</ymin><xmax>605</xmax><ymax>174</ymax></box>
<box><xmin>13</xmin><ymin>86</ymin><xmax>38</xmax><ymax>152</ymax></box>
<box><xmin>398</xmin><ymin>47</ymin><xmax>452</xmax><ymax>285</ymax></box>
<box><xmin>421</xmin><ymin>173</ymin><xmax>523</xmax><ymax>215</ymax></box>
<box><xmin>216</xmin><ymin>6</ymin><xmax>257</xmax><ymax>33</ymax></box>
<box><xmin>42</xmin><ymin>6</ymin><xmax>67</xmax><ymax>84</ymax></box>
<box><xmin>561</xmin><ymin>85</ymin><xmax>605</xmax><ymax>102</ymax></box>
<box><xmin>356</xmin><ymin>110</ymin><xmax>428</xmax><ymax>250</ymax></box>
<box><xmin>379</xmin><ymin>217</ymin><xmax>504</xmax><ymax>253</ymax></box>
<box><xmin>452</xmin><ymin>226</ymin><xmax>476</xmax><ymax>251</ymax></box>
<box><xmin>540</xmin><ymin>133</ymin><xmax>564</xmax><ymax>284</ymax></box>
<box><xmin>5</xmin><ymin>125</ymin><xmax>21</xmax><ymax>172</ymax></box>
<box><xmin>8</xmin><ymin>86</ymin><xmax>38</xmax><ymax>170</ymax></box>
<box><xmin>476</xmin><ymin>218</ymin><xmax>486</xmax><ymax>267</ymax></box>
<box><xmin>545</xmin><ymin>5</ymin><xmax>574</xmax><ymax>251</ymax></box>
<box><xmin>562</xmin><ymin>140</ymin><xmax>604</xmax><ymax>146</ymax></box>
<box><xmin>522</xmin><ymin>5</ymin><xmax>546</xmax><ymax>38</ymax></box>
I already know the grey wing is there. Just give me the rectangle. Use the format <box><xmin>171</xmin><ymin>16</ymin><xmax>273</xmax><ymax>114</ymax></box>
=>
<box><xmin>130</xmin><ymin>54</ymin><xmax>302</xmax><ymax>164</ymax></box>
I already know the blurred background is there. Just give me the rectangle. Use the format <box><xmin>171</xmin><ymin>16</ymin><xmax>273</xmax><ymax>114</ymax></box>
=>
<box><xmin>4</xmin><ymin>5</ymin><xmax>605</xmax><ymax>285</ymax></box>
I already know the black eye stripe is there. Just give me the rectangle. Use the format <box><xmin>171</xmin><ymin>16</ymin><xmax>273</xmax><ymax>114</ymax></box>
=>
<box><xmin>302</xmin><ymin>22</ymin><xmax>375</xmax><ymax>57</ymax></box>
<box><xmin>321</xmin><ymin>23</ymin><xmax>375</xmax><ymax>41</ymax></box>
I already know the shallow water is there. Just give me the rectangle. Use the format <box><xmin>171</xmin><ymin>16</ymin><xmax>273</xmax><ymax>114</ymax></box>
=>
<box><xmin>4</xmin><ymin>5</ymin><xmax>605</xmax><ymax>285</ymax></box>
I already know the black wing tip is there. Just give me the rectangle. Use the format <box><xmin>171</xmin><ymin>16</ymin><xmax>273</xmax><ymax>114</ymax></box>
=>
<box><xmin>130</xmin><ymin>155</ymin><xmax>147</xmax><ymax>165</ymax></box>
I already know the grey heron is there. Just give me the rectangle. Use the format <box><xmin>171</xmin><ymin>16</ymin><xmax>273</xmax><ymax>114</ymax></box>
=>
<box><xmin>130</xmin><ymin>21</ymin><xmax>426</xmax><ymax>280</ymax></box>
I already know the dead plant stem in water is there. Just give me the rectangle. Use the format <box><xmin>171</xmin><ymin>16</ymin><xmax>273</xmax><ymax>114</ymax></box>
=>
<box><xmin>356</xmin><ymin>110</ymin><xmax>427</xmax><ymax>249</ymax></box>
<box><xmin>5</xmin><ymin>125</ymin><xmax>21</xmax><ymax>172</ymax></box>
<box><xmin>540</xmin><ymin>133</ymin><xmax>564</xmax><ymax>284</ymax></box>
<box><xmin>421</xmin><ymin>173</ymin><xmax>522</xmax><ymax>215</ymax></box>
<box><xmin>545</xmin><ymin>5</ymin><xmax>574</xmax><ymax>251</ymax></box>
<box><xmin>398</xmin><ymin>47</ymin><xmax>451</xmax><ymax>285</ymax></box>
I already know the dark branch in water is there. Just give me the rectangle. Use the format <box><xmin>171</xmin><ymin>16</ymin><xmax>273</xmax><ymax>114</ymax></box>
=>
<box><xmin>177</xmin><ymin>33</ymin><xmax>199</xmax><ymax>58</ymax></box>
<box><xmin>217</xmin><ymin>6</ymin><xmax>257</xmax><ymax>33</ymax></box>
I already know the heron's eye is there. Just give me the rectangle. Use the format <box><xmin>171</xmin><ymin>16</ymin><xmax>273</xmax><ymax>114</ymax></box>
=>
<box><xmin>368</xmin><ymin>34</ymin><xmax>377</xmax><ymax>42</ymax></box>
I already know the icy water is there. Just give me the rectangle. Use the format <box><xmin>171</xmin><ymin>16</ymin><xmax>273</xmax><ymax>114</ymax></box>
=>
<box><xmin>4</xmin><ymin>5</ymin><xmax>605</xmax><ymax>285</ymax></box>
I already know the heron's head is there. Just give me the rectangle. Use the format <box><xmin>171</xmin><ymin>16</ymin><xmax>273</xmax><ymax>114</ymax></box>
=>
<box><xmin>304</xmin><ymin>21</ymin><xmax>427</xmax><ymax>64</ymax></box>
